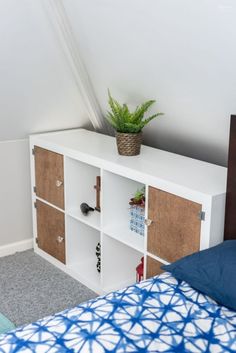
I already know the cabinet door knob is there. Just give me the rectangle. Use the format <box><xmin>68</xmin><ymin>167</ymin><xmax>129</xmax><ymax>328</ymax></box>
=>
<box><xmin>56</xmin><ymin>180</ymin><xmax>63</xmax><ymax>187</ymax></box>
<box><xmin>145</xmin><ymin>219</ymin><xmax>153</xmax><ymax>227</ymax></box>
<box><xmin>56</xmin><ymin>236</ymin><xmax>64</xmax><ymax>244</ymax></box>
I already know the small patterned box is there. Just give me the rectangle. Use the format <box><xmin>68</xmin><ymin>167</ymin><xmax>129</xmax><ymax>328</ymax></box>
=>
<box><xmin>129</xmin><ymin>205</ymin><xmax>145</xmax><ymax>236</ymax></box>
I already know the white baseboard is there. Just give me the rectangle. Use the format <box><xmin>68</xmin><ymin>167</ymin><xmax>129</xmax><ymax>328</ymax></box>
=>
<box><xmin>0</xmin><ymin>238</ymin><xmax>33</xmax><ymax>258</ymax></box>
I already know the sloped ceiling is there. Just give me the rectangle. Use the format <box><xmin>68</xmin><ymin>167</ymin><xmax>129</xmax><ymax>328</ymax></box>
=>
<box><xmin>0</xmin><ymin>0</ymin><xmax>92</xmax><ymax>141</ymax></box>
<box><xmin>62</xmin><ymin>0</ymin><xmax>236</xmax><ymax>166</ymax></box>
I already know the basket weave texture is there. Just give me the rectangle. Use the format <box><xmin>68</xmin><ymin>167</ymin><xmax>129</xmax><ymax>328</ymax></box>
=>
<box><xmin>116</xmin><ymin>132</ymin><xmax>142</xmax><ymax>156</ymax></box>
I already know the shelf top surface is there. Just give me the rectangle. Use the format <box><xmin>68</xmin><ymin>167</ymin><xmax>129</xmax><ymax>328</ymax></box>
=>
<box><xmin>30</xmin><ymin>129</ymin><xmax>227</xmax><ymax>197</ymax></box>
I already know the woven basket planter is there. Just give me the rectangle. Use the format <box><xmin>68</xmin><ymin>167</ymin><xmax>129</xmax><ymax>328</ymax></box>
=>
<box><xmin>116</xmin><ymin>132</ymin><xmax>142</xmax><ymax>156</ymax></box>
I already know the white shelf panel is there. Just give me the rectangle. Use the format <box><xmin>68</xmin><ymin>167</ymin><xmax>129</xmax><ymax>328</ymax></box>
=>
<box><xmin>103</xmin><ymin>224</ymin><xmax>145</xmax><ymax>253</ymax></box>
<box><xmin>67</xmin><ymin>208</ymin><xmax>101</xmax><ymax>231</ymax></box>
<box><xmin>31</xmin><ymin>129</ymin><xmax>227</xmax><ymax>198</ymax></box>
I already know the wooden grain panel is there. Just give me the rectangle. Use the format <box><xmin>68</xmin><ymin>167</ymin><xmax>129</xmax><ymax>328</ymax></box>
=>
<box><xmin>225</xmin><ymin>115</ymin><xmax>236</xmax><ymax>240</ymax></box>
<box><xmin>34</xmin><ymin>146</ymin><xmax>64</xmax><ymax>209</ymax></box>
<box><xmin>146</xmin><ymin>256</ymin><xmax>165</xmax><ymax>278</ymax></box>
<box><xmin>36</xmin><ymin>200</ymin><xmax>65</xmax><ymax>264</ymax></box>
<box><xmin>147</xmin><ymin>187</ymin><xmax>202</xmax><ymax>263</ymax></box>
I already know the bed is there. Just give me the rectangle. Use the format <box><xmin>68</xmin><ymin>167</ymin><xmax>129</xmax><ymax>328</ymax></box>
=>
<box><xmin>0</xmin><ymin>272</ymin><xmax>235</xmax><ymax>353</ymax></box>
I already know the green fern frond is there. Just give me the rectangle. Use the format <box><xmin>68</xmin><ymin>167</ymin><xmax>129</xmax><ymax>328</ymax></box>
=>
<box><xmin>106</xmin><ymin>90</ymin><xmax>163</xmax><ymax>133</ymax></box>
<box><xmin>140</xmin><ymin>113</ymin><xmax>164</xmax><ymax>129</ymax></box>
<box><xmin>131</xmin><ymin>100</ymin><xmax>156</xmax><ymax>123</ymax></box>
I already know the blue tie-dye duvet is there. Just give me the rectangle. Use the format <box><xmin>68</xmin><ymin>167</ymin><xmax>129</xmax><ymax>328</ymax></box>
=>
<box><xmin>0</xmin><ymin>273</ymin><xmax>235</xmax><ymax>352</ymax></box>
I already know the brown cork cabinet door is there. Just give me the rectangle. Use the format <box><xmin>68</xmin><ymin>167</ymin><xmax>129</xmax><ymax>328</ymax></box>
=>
<box><xmin>147</xmin><ymin>187</ymin><xmax>202</xmax><ymax>264</ymax></box>
<box><xmin>34</xmin><ymin>146</ymin><xmax>64</xmax><ymax>209</ymax></box>
<box><xmin>36</xmin><ymin>200</ymin><xmax>65</xmax><ymax>264</ymax></box>
<box><xmin>146</xmin><ymin>256</ymin><xmax>165</xmax><ymax>279</ymax></box>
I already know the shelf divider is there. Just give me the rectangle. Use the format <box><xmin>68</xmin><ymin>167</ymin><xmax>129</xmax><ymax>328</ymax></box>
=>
<box><xmin>67</xmin><ymin>208</ymin><xmax>101</xmax><ymax>231</ymax></box>
<box><xmin>103</xmin><ymin>224</ymin><xmax>145</xmax><ymax>253</ymax></box>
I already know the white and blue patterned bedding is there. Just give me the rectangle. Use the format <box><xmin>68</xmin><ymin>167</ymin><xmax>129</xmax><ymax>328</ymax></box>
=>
<box><xmin>0</xmin><ymin>273</ymin><xmax>236</xmax><ymax>352</ymax></box>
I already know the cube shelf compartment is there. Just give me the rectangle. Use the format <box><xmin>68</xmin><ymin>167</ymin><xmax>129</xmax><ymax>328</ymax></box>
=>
<box><xmin>102</xmin><ymin>171</ymin><xmax>146</xmax><ymax>252</ymax></box>
<box><xmin>65</xmin><ymin>157</ymin><xmax>101</xmax><ymax>230</ymax></box>
<box><xmin>101</xmin><ymin>234</ymin><xmax>143</xmax><ymax>292</ymax></box>
<box><xmin>66</xmin><ymin>216</ymin><xmax>101</xmax><ymax>290</ymax></box>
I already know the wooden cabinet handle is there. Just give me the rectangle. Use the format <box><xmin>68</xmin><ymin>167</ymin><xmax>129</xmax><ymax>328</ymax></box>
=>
<box><xmin>56</xmin><ymin>236</ymin><xmax>64</xmax><ymax>243</ymax></box>
<box><xmin>56</xmin><ymin>180</ymin><xmax>63</xmax><ymax>187</ymax></box>
<box><xmin>145</xmin><ymin>219</ymin><xmax>153</xmax><ymax>227</ymax></box>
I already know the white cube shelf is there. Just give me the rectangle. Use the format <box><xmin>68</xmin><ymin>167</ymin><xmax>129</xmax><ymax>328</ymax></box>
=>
<box><xmin>30</xmin><ymin>129</ymin><xmax>227</xmax><ymax>295</ymax></box>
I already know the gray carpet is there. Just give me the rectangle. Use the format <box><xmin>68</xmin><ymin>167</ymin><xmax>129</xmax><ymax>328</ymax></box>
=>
<box><xmin>0</xmin><ymin>250</ymin><xmax>97</xmax><ymax>327</ymax></box>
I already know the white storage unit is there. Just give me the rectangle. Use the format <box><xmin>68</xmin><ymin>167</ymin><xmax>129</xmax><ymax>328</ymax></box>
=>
<box><xmin>30</xmin><ymin>129</ymin><xmax>227</xmax><ymax>294</ymax></box>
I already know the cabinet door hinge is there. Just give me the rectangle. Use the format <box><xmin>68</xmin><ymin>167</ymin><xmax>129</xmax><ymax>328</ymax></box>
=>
<box><xmin>33</xmin><ymin>186</ymin><xmax>37</xmax><ymax>193</ymax></box>
<box><xmin>198</xmin><ymin>211</ymin><xmax>205</xmax><ymax>221</ymax></box>
<box><xmin>34</xmin><ymin>201</ymin><xmax>37</xmax><ymax>209</ymax></box>
<box><xmin>35</xmin><ymin>237</ymin><xmax>38</xmax><ymax>245</ymax></box>
<box><xmin>32</xmin><ymin>148</ymin><xmax>35</xmax><ymax>156</ymax></box>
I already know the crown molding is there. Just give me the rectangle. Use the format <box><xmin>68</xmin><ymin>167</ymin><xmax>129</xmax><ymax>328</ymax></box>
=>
<box><xmin>42</xmin><ymin>0</ymin><xmax>106</xmax><ymax>131</ymax></box>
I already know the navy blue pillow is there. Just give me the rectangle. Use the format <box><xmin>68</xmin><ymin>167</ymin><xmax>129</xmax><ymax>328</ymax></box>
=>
<box><xmin>162</xmin><ymin>240</ymin><xmax>236</xmax><ymax>311</ymax></box>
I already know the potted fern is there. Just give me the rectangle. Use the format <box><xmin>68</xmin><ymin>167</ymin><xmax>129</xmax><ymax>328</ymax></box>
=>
<box><xmin>106</xmin><ymin>91</ymin><xmax>163</xmax><ymax>156</ymax></box>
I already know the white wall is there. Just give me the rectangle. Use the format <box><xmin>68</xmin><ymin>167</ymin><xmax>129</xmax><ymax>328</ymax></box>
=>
<box><xmin>0</xmin><ymin>1</ymin><xmax>92</xmax><ymax>249</ymax></box>
<box><xmin>2</xmin><ymin>0</ymin><xmax>235</xmax><ymax>249</ymax></box>
<box><xmin>0</xmin><ymin>140</ymin><xmax>31</xmax><ymax>248</ymax></box>
<box><xmin>63</xmin><ymin>0</ymin><xmax>236</xmax><ymax>166</ymax></box>
<box><xmin>0</xmin><ymin>1</ymin><xmax>91</xmax><ymax>140</ymax></box>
